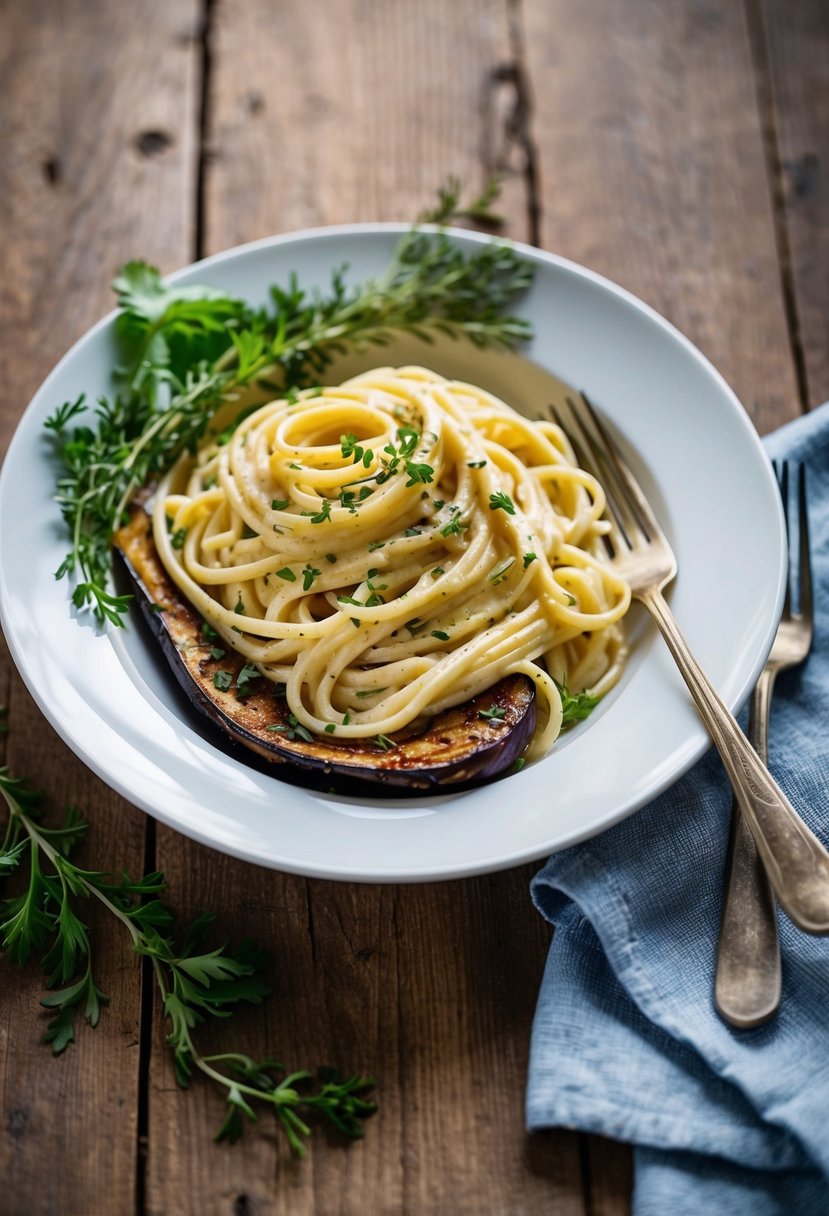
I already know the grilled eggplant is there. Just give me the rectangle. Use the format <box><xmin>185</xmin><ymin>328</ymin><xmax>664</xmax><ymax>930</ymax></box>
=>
<box><xmin>113</xmin><ymin>510</ymin><xmax>536</xmax><ymax>795</ymax></box>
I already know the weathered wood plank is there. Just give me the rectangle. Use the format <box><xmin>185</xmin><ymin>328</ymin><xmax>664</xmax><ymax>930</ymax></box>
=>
<box><xmin>0</xmin><ymin>1</ymin><xmax>201</xmax><ymax>1212</ymax></box>
<box><xmin>201</xmin><ymin>0</ymin><xmax>534</xmax><ymax>246</ymax></box>
<box><xmin>146</xmin><ymin>2</ymin><xmax>585</xmax><ymax>1214</ymax></box>
<box><xmin>757</xmin><ymin>0</ymin><xmax>829</xmax><ymax>409</ymax></box>
<box><xmin>583</xmin><ymin>1135</ymin><xmax>635</xmax><ymax>1216</ymax></box>
<box><xmin>520</xmin><ymin>0</ymin><xmax>800</xmax><ymax>434</ymax></box>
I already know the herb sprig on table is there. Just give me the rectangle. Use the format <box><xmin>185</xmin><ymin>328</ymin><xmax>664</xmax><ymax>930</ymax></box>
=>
<box><xmin>46</xmin><ymin>183</ymin><xmax>534</xmax><ymax>626</ymax></box>
<box><xmin>0</xmin><ymin>746</ymin><xmax>376</xmax><ymax>1153</ymax></box>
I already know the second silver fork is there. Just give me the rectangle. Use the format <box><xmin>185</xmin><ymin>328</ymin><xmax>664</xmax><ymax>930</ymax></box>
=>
<box><xmin>715</xmin><ymin>462</ymin><xmax>814</xmax><ymax>1028</ymax></box>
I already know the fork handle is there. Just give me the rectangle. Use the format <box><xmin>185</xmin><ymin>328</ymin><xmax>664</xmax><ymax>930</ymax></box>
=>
<box><xmin>715</xmin><ymin>670</ymin><xmax>781</xmax><ymax>1028</ymax></box>
<box><xmin>643</xmin><ymin>586</ymin><xmax>829</xmax><ymax>935</ymax></box>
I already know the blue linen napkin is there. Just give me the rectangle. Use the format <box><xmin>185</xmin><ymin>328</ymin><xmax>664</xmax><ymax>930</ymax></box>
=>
<box><xmin>527</xmin><ymin>402</ymin><xmax>829</xmax><ymax>1215</ymax></box>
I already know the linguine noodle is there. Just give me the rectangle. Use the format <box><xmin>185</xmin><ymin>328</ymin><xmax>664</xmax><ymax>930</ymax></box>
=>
<box><xmin>154</xmin><ymin>367</ymin><xmax>630</xmax><ymax>761</ymax></box>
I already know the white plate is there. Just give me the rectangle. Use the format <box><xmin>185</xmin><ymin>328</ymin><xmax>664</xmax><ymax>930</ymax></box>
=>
<box><xmin>0</xmin><ymin>225</ymin><xmax>785</xmax><ymax>882</ymax></box>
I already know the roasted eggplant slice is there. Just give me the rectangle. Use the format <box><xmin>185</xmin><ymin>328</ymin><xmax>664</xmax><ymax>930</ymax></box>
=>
<box><xmin>113</xmin><ymin>510</ymin><xmax>536</xmax><ymax>794</ymax></box>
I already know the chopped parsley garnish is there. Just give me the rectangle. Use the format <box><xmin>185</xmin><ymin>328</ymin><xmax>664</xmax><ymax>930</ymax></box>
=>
<box><xmin>234</xmin><ymin>594</ymin><xmax>245</xmax><ymax>614</ymax></box>
<box><xmin>489</xmin><ymin>491</ymin><xmax>515</xmax><ymax>515</ymax></box>
<box><xmin>301</xmin><ymin>565</ymin><xmax>321</xmax><ymax>591</ymax></box>
<box><xmin>373</xmin><ymin>734</ymin><xmax>396</xmax><ymax>751</ymax></box>
<box><xmin>213</xmin><ymin>670</ymin><xmax>233</xmax><ymax>691</ymax></box>
<box><xmin>340</xmin><ymin>433</ymin><xmax>360</xmax><ymax>459</ymax></box>
<box><xmin>310</xmin><ymin>500</ymin><xmax>332</xmax><ymax>524</ymax></box>
<box><xmin>431</xmin><ymin>629</ymin><xmax>450</xmax><ymax>641</ymax></box>
<box><xmin>404</xmin><ymin>461</ymin><xmax>434</xmax><ymax>487</ymax></box>
<box><xmin>356</xmin><ymin>687</ymin><xmax>388</xmax><ymax>698</ymax></box>
<box><xmin>467</xmin><ymin>460</ymin><xmax>486</xmax><ymax>469</ymax></box>
<box><xmin>201</xmin><ymin>620</ymin><xmax>220</xmax><ymax>640</ymax></box>
<box><xmin>171</xmin><ymin>527</ymin><xmax>187</xmax><ymax>550</ymax></box>
<box><xmin>271</xmin><ymin>498</ymin><xmax>290</xmax><ymax>510</ymax></box>
<box><xmin>268</xmin><ymin>715</ymin><xmax>315</xmax><ymax>743</ymax></box>
<box><xmin>439</xmin><ymin>514</ymin><xmax>467</xmax><ymax>538</ymax></box>
<box><xmin>209</xmin><ymin>646</ymin><xmax>226</xmax><ymax>660</ymax></box>
<box><xmin>431</xmin><ymin>566</ymin><xmax>444</xmax><ymax>578</ymax></box>
<box><xmin>523</xmin><ymin>552</ymin><xmax>537</xmax><ymax>568</ymax></box>
<box><xmin>324</xmin><ymin>724</ymin><xmax>336</xmax><ymax>734</ymax></box>
<box><xmin>287</xmin><ymin>714</ymin><xmax>314</xmax><ymax>743</ymax></box>
<box><xmin>478</xmin><ymin>706</ymin><xmax>506</xmax><ymax>721</ymax></box>
<box><xmin>276</xmin><ymin>567</ymin><xmax>296</xmax><ymax>582</ymax></box>
<box><xmin>236</xmin><ymin>663</ymin><xmax>261</xmax><ymax>698</ymax></box>
<box><xmin>397</xmin><ymin>426</ymin><xmax>419</xmax><ymax>455</ymax></box>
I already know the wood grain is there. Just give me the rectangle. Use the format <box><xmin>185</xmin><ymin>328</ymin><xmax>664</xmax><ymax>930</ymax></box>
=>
<box><xmin>144</xmin><ymin>2</ymin><xmax>584</xmax><ymax>1214</ymax></box>
<box><xmin>0</xmin><ymin>1</ymin><xmax>200</xmax><ymax>1212</ymax></box>
<box><xmin>201</xmin><ymin>0</ymin><xmax>534</xmax><ymax>245</ymax></box>
<box><xmin>520</xmin><ymin>0</ymin><xmax>800</xmax><ymax>434</ymax></box>
<box><xmin>756</xmin><ymin>0</ymin><xmax>829</xmax><ymax>410</ymax></box>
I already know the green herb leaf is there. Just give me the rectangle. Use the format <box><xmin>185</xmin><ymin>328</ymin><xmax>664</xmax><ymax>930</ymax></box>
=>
<box><xmin>301</xmin><ymin>565</ymin><xmax>321</xmax><ymax>591</ymax></box>
<box><xmin>555</xmin><ymin>679</ymin><xmax>600</xmax><ymax>728</ymax></box>
<box><xmin>488</xmin><ymin>491</ymin><xmax>515</xmax><ymax>515</ymax></box>
<box><xmin>236</xmin><ymin>663</ymin><xmax>261</xmax><ymax>699</ymax></box>
<box><xmin>0</xmin><ymin>729</ymin><xmax>376</xmax><ymax>1155</ymax></box>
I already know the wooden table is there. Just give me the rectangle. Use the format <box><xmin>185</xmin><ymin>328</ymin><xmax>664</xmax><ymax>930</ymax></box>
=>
<box><xmin>1</xmin><ymin>3</ymin><xmax>826</xmax><ymax>1213</ymax></box>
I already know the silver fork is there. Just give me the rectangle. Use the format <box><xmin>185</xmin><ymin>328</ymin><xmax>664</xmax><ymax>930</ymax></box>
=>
<box><xmin>715</xmin><ymin>462</ymin><xmax>814</xmax><ymax>1026</ymax></box>
<box><xmin>550</xmin><ymin>394</ymin><xmax>829</xmax><ymax>935</ymax></box>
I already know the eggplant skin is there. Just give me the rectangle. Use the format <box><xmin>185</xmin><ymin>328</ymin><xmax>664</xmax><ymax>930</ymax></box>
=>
<box><xmin>112</xmin><ymin>510</ymin><xmax>536</xmax><ymax>796</ymax></box>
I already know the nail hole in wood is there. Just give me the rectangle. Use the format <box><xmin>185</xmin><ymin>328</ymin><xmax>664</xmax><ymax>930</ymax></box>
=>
<box><xmin>135</xmin><ymin>129</ymin><xmax>174</xmax><ymax>157</ymax></box>
<box><xmin>42</xmin><ymin>155</ymin><xmax>61</xmax><ymax>185</ymax></box>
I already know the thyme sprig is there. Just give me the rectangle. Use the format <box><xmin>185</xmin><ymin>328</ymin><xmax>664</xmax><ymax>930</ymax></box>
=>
<box><xmin>46</xmin><ymin>187</ymin><xmax>534</xmax><ymax>626</ymax></box>
<box><xmin>0</xmin><ymin>752</ymin><xmax>376</xmax><ymax>1153</ymax></box>
<box><xmin>555</xmin><ymin>679</ymin><xmax>600</xmax><ymax>728</ymax></box>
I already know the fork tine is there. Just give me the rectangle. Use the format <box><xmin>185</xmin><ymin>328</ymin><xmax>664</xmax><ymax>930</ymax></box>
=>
<box><xmin>548</xmin><ymin>398</ymin><xmax>631</xmax><ymax>552</ymax></box>
<box><xmin>797</xmin><ymin>463</ymin><xmax>813</xmax><ymax>626</ymax></box>
<box><xmin>578</xmin><ymin>393</ymin><xmax>657</xmax><ymax>542</ymax></box>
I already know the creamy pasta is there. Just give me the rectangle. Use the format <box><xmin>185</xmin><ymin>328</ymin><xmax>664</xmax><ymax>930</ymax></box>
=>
<box><xmin>153</xmin><ymin>367</ymin><xmax>630</xmax><ymax>761</ymax></box>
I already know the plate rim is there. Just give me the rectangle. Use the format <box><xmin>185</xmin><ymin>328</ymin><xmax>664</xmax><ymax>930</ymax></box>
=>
<box><xmin>0</xmin><ymin>223</ymin><xmax>787</xmax><ymax>881</ymax></box>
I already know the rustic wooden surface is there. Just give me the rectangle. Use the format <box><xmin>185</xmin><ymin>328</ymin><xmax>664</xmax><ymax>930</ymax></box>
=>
<box><xmin>0</xmin><ymin>2</ymin><xmax>826</xmax><ymax>1213</ymax></box>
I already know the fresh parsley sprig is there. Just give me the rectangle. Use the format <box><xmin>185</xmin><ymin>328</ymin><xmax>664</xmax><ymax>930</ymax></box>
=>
<box><xmin>46</xmin><ymin>185</ymin><xmax>534</xmax><ymax>627</ymax></box>
<box><xmin>0</xmin><ymin>751</ymin><xmax>376</xmax><ymax>1153</ymax></box>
